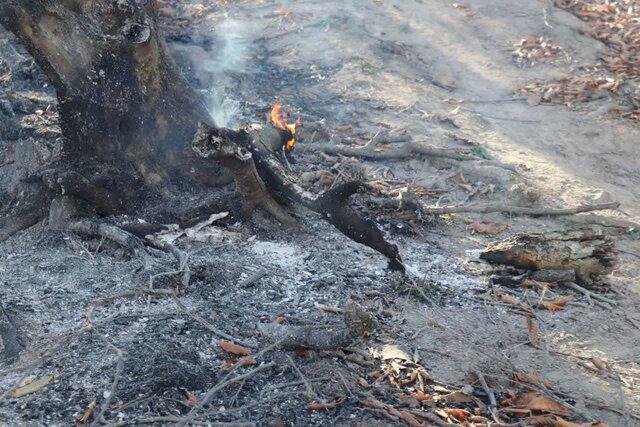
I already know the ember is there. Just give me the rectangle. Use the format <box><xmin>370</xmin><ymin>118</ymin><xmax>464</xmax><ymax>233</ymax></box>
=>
<box><xmin>270</xmin><ymin>101</ymin><xmax>299</xmax><ymax>151</ymax></box>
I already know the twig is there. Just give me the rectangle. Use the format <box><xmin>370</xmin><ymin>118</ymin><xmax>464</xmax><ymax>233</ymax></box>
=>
<box><xmin>91</xmin><ymin>337</ymin><xmax>125</xmax><ymax>426</ymax></box>
<box><xmin>177</xmin><ymin>362</ymin><xmax>276</xmax><ymax>427</ymax></box>
<box><xmin>561</xmin><ymin>282</ymin><xmax>617</xmax><ymax>305</ymax></box>
<box><xmin>287</xmin><ymin>355</ymin><xmax>318</xmax><ymax>400</ymax></box>
<box><xmin>475</xmin><ymin>371</ymin><xmax>500</xmax><ymax>423</ymax></box>
<box><xmin>238</xmin><ymin>269</ymin><xmax>267</xmax><ymax>287</ymax></box>
<box><xmin>171</xmin><ymin>295</ymin><xmax>254</xmax><ymax>348</ymax></box>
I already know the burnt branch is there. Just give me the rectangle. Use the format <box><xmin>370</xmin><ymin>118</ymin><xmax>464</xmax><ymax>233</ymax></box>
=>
<box><xmin>193</xmin><ymin>123</ymin><xmax>405</xmax><ymax>272</ymax></box>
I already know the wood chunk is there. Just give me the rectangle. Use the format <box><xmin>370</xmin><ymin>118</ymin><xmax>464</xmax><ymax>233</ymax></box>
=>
<box><xmin>480</xmin><ymin>230</ymin><xmax>616</xmax><ymax>284</ymax></box>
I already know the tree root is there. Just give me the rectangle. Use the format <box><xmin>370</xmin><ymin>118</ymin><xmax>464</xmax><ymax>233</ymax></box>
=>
<box><xmin>193</xmin><ymin>123</ymin><xmax>405</xmax><ymax>271</ymax></box>
<box><xmin>297</xmin><ymin>137</ymin><xmax>518</xmax><ymax>172</ymax></box>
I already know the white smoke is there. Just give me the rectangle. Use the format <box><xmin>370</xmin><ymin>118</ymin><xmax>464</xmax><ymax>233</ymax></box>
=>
<box><xmin>201</xmin><ymin>18</ymin><xmax>248</xmax><ymax>128</ymax></box>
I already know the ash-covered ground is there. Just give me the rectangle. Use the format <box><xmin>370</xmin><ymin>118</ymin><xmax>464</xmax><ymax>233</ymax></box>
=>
<box><xmin>1</xmin><ymin>1</ymin><xmax>640</xmax><ymax>426</ymax></box>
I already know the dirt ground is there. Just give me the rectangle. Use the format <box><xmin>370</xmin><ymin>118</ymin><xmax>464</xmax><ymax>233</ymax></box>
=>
<box><xmin>1</xmin><ymin>0</ymin><xmax>639</xmax><ymax>426</ymax></box>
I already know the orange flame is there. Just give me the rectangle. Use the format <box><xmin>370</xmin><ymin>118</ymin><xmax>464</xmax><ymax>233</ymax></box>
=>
<box><xmin>270</xmin><ymin>101</ymin><xmax>297</xmax><ymax>151</ymax></box>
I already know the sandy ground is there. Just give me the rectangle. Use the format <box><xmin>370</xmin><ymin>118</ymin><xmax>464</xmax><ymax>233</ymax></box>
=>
<box><xmin>1</xmin><ymin>0</ymin><xmax>639</xmax><ymax>425</ymax></box>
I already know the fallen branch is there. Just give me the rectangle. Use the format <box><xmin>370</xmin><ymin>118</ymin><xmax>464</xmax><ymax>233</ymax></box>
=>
<box><xmin>297</xmin><ymin>139</ymin><xmax>518</xmax><ymax>172</ymax></box>
<box><xmin>475</xmin><ymin>371</ymin><xmax>500</xmax><ymax>423</ymax></box>
<box><xmin>418</xmin><ymin>202</ymin><xmax>619</xmax><ymax>216</ymax></box>
<box><xmin>562</xmin><ymin>282</ymin><xmax>616</xmax><ymax>306</ymax></box>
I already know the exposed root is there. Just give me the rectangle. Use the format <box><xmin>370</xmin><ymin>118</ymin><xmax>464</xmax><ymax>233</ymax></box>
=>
<box><xmin>297</xmin><ymin>137</ymin><xmax>518</xmax><ymax>172</ymax></box>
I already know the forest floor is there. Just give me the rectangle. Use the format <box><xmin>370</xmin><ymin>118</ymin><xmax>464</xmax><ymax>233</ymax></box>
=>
<box><xmin>1</xmin><ymin>0</ymin><xmax>639</xmax><ymax>426</ymax></box>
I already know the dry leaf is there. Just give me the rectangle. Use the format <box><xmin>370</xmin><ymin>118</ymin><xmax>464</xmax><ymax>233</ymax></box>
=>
<box><xmin>438</xmin><ymin>390</ymin><xmax>475</xmax><ymax>403</ymax></box>
<box><xmin>8</xmin><ymin>376</ymin><xmax>53</xmax><ymax>398</ymax></box>
<box><xmin>591</xmin><ymin>357</ymin><xmax>607</xmax><ymax>371</ymax></box>
<box><xmin>540</xmin><ymin>294</ymin><xmax>575</xmax><ymax>311</ymax></box>
<box><xmin>306</xmin><ymin>396</ymin><xmax>346</xmax><ymax>411</ymax></box>
<box><xmin>185</xmin><ymin>390</ymin><xmax>197</xmax><ymax>407</ymax></box>
<box><xmin>527</xmin><ymin>94</ymin><xmax>542</xmax><ymax>106</ymax></box>
<box><xmin>76</xmin><ymin>400</ymin><xmax>96</xmax><ymax>426</ymax></box>
<box><xmin>528</xmin><ymin>318</ymin><xmax>542</xmax><ymax>347</ymax></box>
<box><xmin>444</xmin><ymin>408</ymin><xmax>472</xmax><ymax>421</ymax></box>
<box><xmin>217</xmin><ymin>341</ymin><xmax>252</xmax><ymax>356</ymax></box>
<box><xmin>358</xmin><ymin>377</ymin><xmax>370</xmax><ymax>388</ymax></box>
<box><xmin>315</xmin><ymin>303</ymin><xmax>345</xmax><ymax>314</ymax></box>
<box><xmin>505</xmin><ymin>391</ymin><xmax>572</xmax><ymax>417</ymax></box>
<box><xmin>515</xmin><ymin>371</ymin><xmax>553</xmax><ymax>390</ymax></box>
<box><xmin>529</xmin><ymin>415</ymin><xmax>609</xmax><ymax>427</ymax></box>
<box><xmin>415</xmin><ymin>390</ymin><xmax>427</xmax><ymax>401</ymax></box>
<box><xmin>275</xmin><ymin>316</ymin><xmax>287</xmax><ymax>324</ymax></box>
<box><xmin>495</xmin><ymin>289</ymin><xmax>522</xmax><ymax>305</ymax></box>
<box><xmin>469</xmin><ymin>222</ymin><xmax>508</xmax><ymax>235</ymax></box>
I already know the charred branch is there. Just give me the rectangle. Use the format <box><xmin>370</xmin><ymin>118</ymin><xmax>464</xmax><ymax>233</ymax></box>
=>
<box><xmin>193</xmin><ymin>123</ymin><xmax>405</xmax><ymax>271</ymax></box>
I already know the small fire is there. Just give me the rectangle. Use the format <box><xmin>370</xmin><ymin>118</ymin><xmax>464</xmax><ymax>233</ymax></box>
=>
<box><xmin>270</xmin><ymin>101</ymin><xmax>299</xmax><ymax>151</ymax></box>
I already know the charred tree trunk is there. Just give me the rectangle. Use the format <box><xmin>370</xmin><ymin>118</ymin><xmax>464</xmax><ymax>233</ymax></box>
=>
<box><xmin>0</xmin><ymin>0</ymin><xmax>404</xmax><ymax>269</ymax></box>
<box><xmin>0</xmin><ymin>0</ymin><xmax>226</xmax><ymax>226</ymax></box>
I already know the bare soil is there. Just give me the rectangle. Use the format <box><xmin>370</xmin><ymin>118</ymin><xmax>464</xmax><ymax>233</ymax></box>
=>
<box><xmin>1</xmin><ymin>1</ymin><xmax>639</xmax><ymax>426</ymax></box>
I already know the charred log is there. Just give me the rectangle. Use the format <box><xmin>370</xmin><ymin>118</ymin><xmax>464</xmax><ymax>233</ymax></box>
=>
<box><xmin>480</xmin><ymin>230</ymin><xmax>616</xmax><ymax>284</ymax></box>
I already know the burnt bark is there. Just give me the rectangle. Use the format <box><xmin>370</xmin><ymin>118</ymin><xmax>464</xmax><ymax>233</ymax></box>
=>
<box><xmin>0</xmin><ymin>0</ymin><xmax>228</xmax><ymax>238</ymax></box>
<box><xmin>480</xmin><ymin>229</ymin><xmax>616</xmax><ymax>284</ymax></box>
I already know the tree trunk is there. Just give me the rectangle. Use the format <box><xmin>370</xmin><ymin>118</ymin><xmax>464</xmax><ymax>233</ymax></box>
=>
<box><xmin>0</xmin><ymin>0</ymin><xmax>227</xmax><ymax>221</ymax></box>
<box><xmin>0</xmin><ymin>0</ymin><xmax>404</xmax><ymax>269</ymax></box>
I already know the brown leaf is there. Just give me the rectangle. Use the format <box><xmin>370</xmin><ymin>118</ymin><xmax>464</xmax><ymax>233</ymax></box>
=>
<box><xmin>315</xmin><ymin>303</ymin><xmax>345</xmax><ymax>314</ymax></box>
<box><xmin>495</xmin><ymin>289</ymin><xmax>522</xmax><ymax>305</ymax></box>
<box><xmin>591</xmin><ymin>357</ymin><xmax>607</xmax><ymax>371</ymax></box>
<box><xmin>506</xmin><ymin>391</ymin><xmax>572</xmax><ymax>417</ymax></box>
<box><xmin>438</xmin><ymin>390</ymin><xmax>475</xmax><ymax>403</ymax></box>
<box><xmin>357</xmin><ymin>377</ymin><xmax>370</xmax><ymax>388</ymax></box>
<box><xmin>415</xmin><ymin>390</ymin><xmax>427</xmax><ymax>401</ymax></box>
<box><xmin>275</xmin><ymin>315</ymin><xmax>287</xmax><ymax>324</ymax></box>
<box><xmin>76</xmin><ymin>400</ymin><xmax>96</xmax><ymax>426</ymax></box>
<box><xmin>217</xmin><ymin>340</ymin><xmax>252</xmax><ymax>356</ymax></box>
<box><xmin>8</xmin><ymin>376</ymin><xmax>53</xmax><ymax>398</ymax></box>
<box><xmin>540</xmin><ymin>294</ymin><xmax>576</xmax><ymax>311</ymax></box>
<box><xmin>185</xmin><ymin>390</ymin><xmax>197</xmax><ymax>407</ymax></box>
<box><xmin>469</xmin><ymin>222</ymin><xmax>508</xmax><ymax>235</ymax></box>
<box><xmin>443</xmin><ymin>408</ymin><xmax>472</xmax><ymax>421</ymax></box>
<box><xmin>529</xmin><ymin>415</ymin><xmax>610</xmax><ymax>427</ymax></box>
<box><xmin>515</xmin><ymin>371</ymin><xmax>554</xmax><ymax>390</ymax></box>
<box><xmin>306</xmin><ymin>396</ymin><xmax>346</xmax><ymax>411</ymax></box>
<box><xmin>528</xmin><ymin>317</ymin><xmax>542</xmax><ymax>347</ymax></box>
<box><xmin>527</xmin><ymin>94</ymin><xmax>542</xmax><ymax>106</ymax></box>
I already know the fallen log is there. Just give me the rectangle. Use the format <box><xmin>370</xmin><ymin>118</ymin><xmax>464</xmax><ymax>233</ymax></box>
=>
<box><xmin>258</xmin><ymin>303</ymin><xmax>377</xmax><ymax>349</ymax></box>
<box><xmin>257</xmin><ymin>323</ymin><xmax>353</xmax><ymax>350</ymax></box>
<box><xmin>480</xmin><ymin>230</ymin><xmax>616</xmax><ymax>284</ymax></box>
